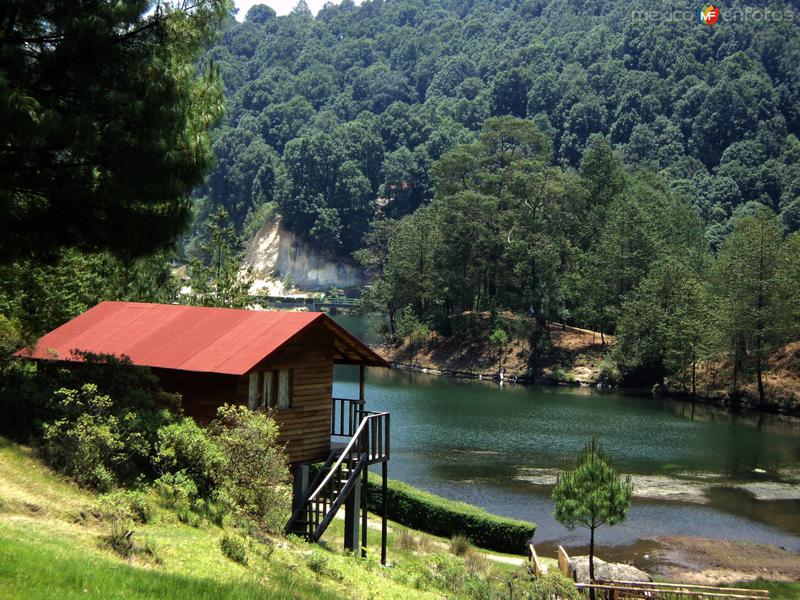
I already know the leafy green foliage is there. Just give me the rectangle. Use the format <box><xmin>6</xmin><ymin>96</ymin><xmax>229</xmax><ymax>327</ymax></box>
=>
<box><xmin>0</xmin><ymin>0</ymin><xmax>228</xmax><ymax>262</ymax></box>
<box><xmin>41</xmin><ymin>384</ymin><xmax>129</xmax><ymax>491</ymax></box>
<box><xmin>154</xmin><ymin>419</ymin><xmax>226</xmax><ymax>498</ymax></box>
<box><xmin>363</xmin><ymin>118</ymin><xmax>706</xmax><ymax>358</ymax></box>
<box><xmin>194</xmin><ymin>0</ymin><xmax>800</xmax><ymax>261</ymax></box>
<box><xmin>92</xmin><ymin>490</ymin><xmax>154</xmax><ymax>525</ymax></box>
<box><xmin>708</xmin><ymin>207</ymin><xmax>800</xmax><ymax>404</ymax></box>
<box><xmin>208</xmin><ymin>405</ymin><xmax>291</xmax><ymax>534</ymax></box>
<box><xmin>219</xmin><ymin>533</ymin><xmax>248</xmax><ymax>566</ymax></box>
<box><xmin>38</xmin><ymin>359</ymin><xmax>181</xmax><ymax>490</ymax></box>
<box><xmin>529</xmin><ymin>570</ymin><xmax>581</xmax><ymax>600</ymax></box>
<box><xmin>185</xmin><ymin>207</ymin><xmax>253</xmax><ymax>308</ymax></box>
<box><xmin>364</xmin><ymin>474</ymin><xmax>535</xmax><ymax>554</ymax></box>
<box><xmin>614</xmin><ymin>257</ymin><xmax>710</xmax><ymax>389</ymax></box>
<box><xmin>0</xmin><ymin>250</ymin><xmax>179</xmax><ymax>339</ymax></box>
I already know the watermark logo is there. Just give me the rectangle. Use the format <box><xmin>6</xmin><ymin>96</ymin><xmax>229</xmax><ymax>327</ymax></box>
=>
<box><xmin>697</xmin><ymin>4</ymin><xmax>720</xmax><ymax>25</ymax></box>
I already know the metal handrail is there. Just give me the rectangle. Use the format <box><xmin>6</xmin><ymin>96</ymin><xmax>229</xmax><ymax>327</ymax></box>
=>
<box><xmin>307</xmin><ymin>411</ymin><xmax>388</xmax><ymax>504</ymax></box>
<box><xmin>310</xmin><ymin>452</ymin><xmax>367</xmax><ymax>540</ymax></box>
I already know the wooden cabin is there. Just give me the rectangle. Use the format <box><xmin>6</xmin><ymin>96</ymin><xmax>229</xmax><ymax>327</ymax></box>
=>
<box><xmin>19</xmin><ymin>301</ymin><xmax>386</xmax><ymax>465</ymax></box>
<box><xmin>21</xmin><ymin>301</ymin><xmax>391</xmax><ymax>561</ymax></box>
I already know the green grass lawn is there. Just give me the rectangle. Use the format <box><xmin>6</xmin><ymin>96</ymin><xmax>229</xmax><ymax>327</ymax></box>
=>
<box><xmin>735</xmin><ymin>580</ymin><xmax>800</xmax><ymax>600</ymax></box>
<box><xmin>1</xmin><ymin>437</ymin><xmax>795</xmax><ymax>599</ymax></box>
<box><xmin>0</xmin><ymin>437</ymin><xmax>524</xmax><ymax>599</ymax></box>
<box><xmin>0</xmin><ymin>535</ymin><xmax>335</xmax><ymax>600</ymax></box>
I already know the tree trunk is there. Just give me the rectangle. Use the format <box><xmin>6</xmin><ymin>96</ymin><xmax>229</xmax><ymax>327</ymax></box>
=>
<box><xmin>691</xmin><ymin>360</ymin><xmax>696</xmax><ymax>399</ymax></box>
<box><xmin>757</xmin><ymin>361</ymin><xmax>765</xmax><ymax>407</ymax></box>
<box><xmin>589</xmin><ymin>525</ymin><xmax>597</xmax><ymax>600</ymax></box>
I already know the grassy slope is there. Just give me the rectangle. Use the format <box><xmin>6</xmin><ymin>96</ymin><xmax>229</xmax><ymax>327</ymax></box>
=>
<box><xmin>0</xmin><ymin>437</ymin><xmax>525</xmax><ymax>600</ymax></box>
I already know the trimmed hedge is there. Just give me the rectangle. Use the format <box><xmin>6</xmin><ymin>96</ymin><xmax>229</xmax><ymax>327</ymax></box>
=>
<box><xmin>364</xmin><ymin>474</ymin><xmax>535</xmax><ymax>555</ymax></box>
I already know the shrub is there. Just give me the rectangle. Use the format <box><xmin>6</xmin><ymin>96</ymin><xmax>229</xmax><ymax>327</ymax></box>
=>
<box><xmin>93</xmin><ymin>490</ymin><xmax>153</xmax><ymax>524</ymax></box>
<box><xmin>529</xmin><ymin>570</ymin><xmax>580</xmax><ymax>600</ymax></box>
<box><xmin>153</xmin><ymin>418</ymin><xmax>224</xmax><ymax>497</ymax></box>
<box><xmin>365</xmin><ymin>475</ymin><xmax>535</xmax><ymax>554</ymax></box>
<box><xmin>153</xmin><ymin>471</ymin><xmax>198</xmax><ymax>516</ymax></box>
<box><xmin>598</xmin><ymin>357</ymin><xmax>620</xmax><ymax>386</ymax></box>
<box><xmin>449</xmin><ymin>534</ymin><xmax>471</xmax><ymax>557</ymax></box>
<box><xmin>41</xmin><ymin>384</ymin><xmax>124</xmax><ymax>491</ymax></box>
<box><xmin>37</xmin><ymin>355</ymin><xmax>181</xmax><ymax>488</ymax></box>
<box><xmin>208</xmin><ymin>404</ymin><xmax>291</xmax><ymax>534</ymax></box>
<box><xmin>306</xmin><ymin>550</ymin><xmax>329</xmax><ymax>575</ymax></box>
<box><xmin>219</xmin><ymin>533</ymin><xmax>248</xmax><ymax>566</ymax></box>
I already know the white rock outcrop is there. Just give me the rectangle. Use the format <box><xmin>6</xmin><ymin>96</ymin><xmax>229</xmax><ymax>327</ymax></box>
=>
<box><xmin>242</xmin><ymin>216</ymin><xmax>364</xmax><ymax>292</ymax></box>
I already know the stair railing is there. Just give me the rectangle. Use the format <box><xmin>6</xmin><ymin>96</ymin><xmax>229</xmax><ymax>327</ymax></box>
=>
<box><xmin>286</xmin><ymin>409</ymin><xmax>389</xmax><ymax>541</ymax></box>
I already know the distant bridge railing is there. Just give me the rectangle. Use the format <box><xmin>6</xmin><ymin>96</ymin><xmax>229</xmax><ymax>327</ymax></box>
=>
<box><xmin>252</xmin><ymin>295</ymin><xmax>360</xmax><ymax>309</ymax></box>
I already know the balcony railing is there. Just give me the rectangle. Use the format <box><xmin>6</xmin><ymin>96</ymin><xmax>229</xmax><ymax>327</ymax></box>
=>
<box><xmin>331</xmin><ymin>397</ymin><xmax>365</xmax><ymax>438</ymax></box>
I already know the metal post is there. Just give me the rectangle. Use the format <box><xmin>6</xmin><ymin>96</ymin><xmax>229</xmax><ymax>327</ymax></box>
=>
<box><xmin>381</xmin><ymin>460</ymin><xmax>388</xmax><ymax>566</ymax></box>
<box><xmin>359</xmin><ymin>364</ymin><xmax>366</xmax><ymax>404</ymax></box>
<box><xmin>361</xmin><ymin>459</ymin><xmax>368</xmax><ymax>558</ymax></box>
<box><xmin>343</xmin><ymin>474</ymin><xmax>361</xmax><ymax>553</ymax></box>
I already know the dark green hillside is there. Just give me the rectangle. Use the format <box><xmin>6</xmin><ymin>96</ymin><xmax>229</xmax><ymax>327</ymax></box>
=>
<box><xmin>194</xmin><ymin>0</ymin><xmax>800</xmax><ymax>254</ymax></box>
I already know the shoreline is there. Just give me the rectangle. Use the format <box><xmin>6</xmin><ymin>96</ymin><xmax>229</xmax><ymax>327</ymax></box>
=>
<box><xmin>380</xmin><ymin>356</ymin><xmax>800</xmax><ymax>419</ymax></box>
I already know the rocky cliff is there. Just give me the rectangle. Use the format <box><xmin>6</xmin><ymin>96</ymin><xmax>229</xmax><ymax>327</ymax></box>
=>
<box><xmin>242</xmin><ymin>217</ymin><xmax>364</xmax><ymax>294</ymax></box>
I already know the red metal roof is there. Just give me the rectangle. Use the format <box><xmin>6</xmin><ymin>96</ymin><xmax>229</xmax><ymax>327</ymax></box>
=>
<box><xmin>19</xmin><ymin>301</ymin><xmax>386</xmax><ymax>375</ymax></box>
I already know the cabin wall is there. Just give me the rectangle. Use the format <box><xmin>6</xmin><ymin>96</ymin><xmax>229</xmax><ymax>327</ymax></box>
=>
<box><xmin>152</xmin><ymin>321</ymin><xmax>335</xmax><ymax>465</ymax></box>
<box><xmin>152</xmin><ymin>369</ymin><xmax>241</xmax><ymax>422</ymax></box>
<box><xmin>245</xmin><ymin>322</ymin><xmax>334</xmax><ymax>465</ymax></box>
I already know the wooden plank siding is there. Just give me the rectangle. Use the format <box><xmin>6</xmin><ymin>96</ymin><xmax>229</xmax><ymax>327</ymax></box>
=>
<box><xmin>153</xmin><ymin>369</ymin><xmax>241</xmax><ymax>423</ymax></box>
<box><xmin>249</xmin><ymin>321</ymin><xmax>334</xmax><ymax>464</ymax></box>
<box><xmin>154</xmin><ymin>321</ymin><xmax>335</xmax><ymax>466</ymax></box>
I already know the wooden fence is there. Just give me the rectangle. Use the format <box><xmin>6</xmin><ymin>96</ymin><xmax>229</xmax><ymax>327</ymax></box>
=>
<box><xmin>530</xmin><ymin>544</ymin><xmax>769</xmax><ymax>599</ymax></box>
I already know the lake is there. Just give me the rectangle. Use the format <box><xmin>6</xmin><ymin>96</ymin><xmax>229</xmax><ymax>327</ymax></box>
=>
<box><xmin>332</xmin><ymin>316</ymin><xmax>800</xmax><ymax>560</ymax></box>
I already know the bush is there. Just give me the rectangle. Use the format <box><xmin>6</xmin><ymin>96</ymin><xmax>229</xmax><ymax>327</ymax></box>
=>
<box><xmin>154</xmin><ymin>471</ymin><xmax>199</xmax><ymax>511</ymax></box>
<box><xmin>598</xmin><ymin>357</ymin><xmax>620</xmax><ymax>386</ymax></box>
<box><xmin>41</xmin><ymin>384</ymin><xmax>125</xmax><ymax>491</ymax></box>
<box><xmin>37</xmin><ymin>355</ymin><xmax>181</xmax><ymax>488</ymax></box>
<box><xmin>153</xmin><ymin>418</ymin><xmax>224</xmax><ymax>498</ymax></box>
<box><xmin>449</xmin><ymin>534</ymin><xmax>471</xmax><ymax>557</ymax></box>
<box><xmin>219</xmin><ymin>533</ymin><xmax>248</xmax><ymax>566</ymax></box>
<box><xmin>529</xmin><ymin>570</ymin><xmax>580</xmax><ymax>600</ymax></box>
<box><xmin>208</xmin><ymin>404</ymin><xmax>291</xmax><ymax>534</ymax></box>
<box><xmin>365</xmin><ymin>475</ymin><xmax>535</xmax><ymax>554</ymax></box>
<box><xmin>93</xmin><ymin>490</ymin><xmax>153</xmax><ymax>524</ymax></box>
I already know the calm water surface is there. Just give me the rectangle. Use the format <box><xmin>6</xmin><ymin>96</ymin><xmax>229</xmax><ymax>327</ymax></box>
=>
<box><xmin>332</xmin><ymin>316</ymin><xmax>800</xmax><ymax>558</ymax></box>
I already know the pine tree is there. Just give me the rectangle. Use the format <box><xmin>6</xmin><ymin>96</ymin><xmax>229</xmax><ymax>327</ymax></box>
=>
<box><xmin>0</xmin><ymin>1</ymin><xmax>227</xmax><ymax>262</ymax></box>
<box><xmin>187</xmin><ymin>207</ymin><xmax>252</xmax><ymax>308</ymax></box>
<box><xmin>552</xmin><ymin>437</ymin><xmax>633</xmax><ymax>583</ymax></box>
<box><xmin>709</xmin><ymin>207</ymin><xmax>794</xmax><ymax>405</ymax></box>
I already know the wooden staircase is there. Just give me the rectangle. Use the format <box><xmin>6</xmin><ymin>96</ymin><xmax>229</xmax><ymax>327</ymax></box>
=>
<box><xmin>286</xmin><ymin>450</ymin><xmax>367</xmax><ymax>541</ymax></box>
<box><xmin>285</xmin><ymin>405</ymin><xmax>389</xmax><ymax>560</ymax></box>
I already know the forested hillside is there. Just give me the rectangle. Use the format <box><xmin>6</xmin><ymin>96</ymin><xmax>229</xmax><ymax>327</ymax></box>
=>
<box><xmin>193</xmin><ymin>0</ymin><xmax>800</xmax><ymax>256</ymax></box>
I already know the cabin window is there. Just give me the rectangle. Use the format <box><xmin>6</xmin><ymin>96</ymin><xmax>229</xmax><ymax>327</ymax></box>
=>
<box><xmin>277</xmin><ymin>368</ymin><xmax>292</xmax><ymax>410</ymax></box>
<box><xmin>261</xmin><ymin>368</ymin><xmax>292</xmax><ymax>410</ymax></box>
<box><xmin>248</xmin><ymin>372</ymin><xmax>262</xmax><ymax>410</ymax></box>
<box><xmin>263</xmin><ymin>370</ymin><xmax>274</xmax><ymax>409</ymax></box>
